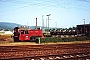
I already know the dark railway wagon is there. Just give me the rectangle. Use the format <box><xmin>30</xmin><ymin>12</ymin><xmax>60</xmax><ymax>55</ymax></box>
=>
<box><xmin>50</xmin><ymin>30</ymin><xmax>77</xmax><ymax>35</ymax></box>
<box><xmin>77</xmin><ymin>24</ymin><xmax>90</xmax><ymax>36</ymax></box>
<box><xmin>50</xmin><ymin>24</ymin><xmax>90</xmax><ymax>37</ymax></box>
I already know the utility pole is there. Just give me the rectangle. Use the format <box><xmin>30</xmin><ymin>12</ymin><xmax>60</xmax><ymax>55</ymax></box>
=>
<box><xmin>55</xmin><ymin>22</ymin><xmax>57</xmax><ymax>30</ymax></box>
<box><xmin>27</xmin><ymin>22</ymin><xmax>29</xmax><ymax>28</ymax></box>
<box><xmin>42</xmin><ymin>15</ymin><xmax>44</xmax><ymax>29</ymax></box>
<box><xmin>46</xmin><ymin>19</ymin><xmax>47</xmax><ymax>32</ymax></box>
<box><xmin>27</xmin><ymin>22</ymin><xmax>28</xmax><ymax>27</ymax></box>
<box><xmin>42</xmin><ymin>15</ymin><xmax>44</xmax><ymax>32</ymax></box>
<box><xmin>46</xmin><ymin>14</ymin><xmax>51</xmax><ymax>32</ymax></box>
<box><xmin>83</xmin><ymin>19</ymin><xmax>85</xmax><ymax>35</ymax></box>
<box><xmin>72</xmin><ymin>25</ymin><xmax>73</xmax><ymax>30</ymax></box>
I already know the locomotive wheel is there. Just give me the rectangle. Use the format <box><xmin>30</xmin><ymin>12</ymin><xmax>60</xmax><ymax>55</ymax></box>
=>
<box><xmin>36</xmin><ymin>38</ymin><xmax>39</xmax><ymax>43</ymax></box>
<box><xmin>14</xmin><ymin>37</ymin><xmax>19</xmax><ymax>42</ymax></box>
<box><xmin>30</xmin><ymin>36</ymin><xmax>37</xmax><ymax>42</ymax></box>
<box><xmin>14</xmin><ymin>37</ymin><xmax>17</xmax><ymax>42</ymax></box>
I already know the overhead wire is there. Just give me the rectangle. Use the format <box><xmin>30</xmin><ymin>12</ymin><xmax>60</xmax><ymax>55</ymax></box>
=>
<box><xmin>77</xmin><ymin>0</ymin><xmax>90</xmax><ymax>3</ymax></box>
<box><xmin>0</xmin><ymin>0</ymin><xmax>90</xmax><ymax>13</ymax></box>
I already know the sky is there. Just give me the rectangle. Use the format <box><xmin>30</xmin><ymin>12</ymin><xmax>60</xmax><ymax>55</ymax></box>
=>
<box><xmin>0</xmin><ymin>0</ymin><xmax>90</xmax><ymax>28</ymax></box>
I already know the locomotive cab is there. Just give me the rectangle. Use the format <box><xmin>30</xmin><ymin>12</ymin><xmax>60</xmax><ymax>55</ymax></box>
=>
<box><xmin>13</xmin><ymin>27</ymin><xmax>20</xmax><ymax>42</ymax></box>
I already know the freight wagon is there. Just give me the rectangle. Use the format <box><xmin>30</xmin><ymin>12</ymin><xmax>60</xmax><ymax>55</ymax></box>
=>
<box><xmin>77</xmin><ymin>24</ymin><xmax>90</xmax><ymax>36</ymax></box>
<box><xmin>50</xmin><ymin>24</ymin><xmax>90</xmax><ymax>37</ymax></box>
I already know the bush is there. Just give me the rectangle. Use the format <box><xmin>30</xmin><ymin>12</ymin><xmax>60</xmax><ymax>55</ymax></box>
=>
<box><xmin>38</xmin><ymin>36</ymin><xmax>90</xmax><ymax>43</ymax></box>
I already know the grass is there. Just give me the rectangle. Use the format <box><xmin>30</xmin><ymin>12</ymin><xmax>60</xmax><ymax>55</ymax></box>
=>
<box><xmin>0</xmin><ymin>42</ymin><xmax>37</xmax><ymax>46</ymax></box>
<box><xmin>0</xmin><ymin>34</ymin><xmax>14</xmax><ymax>37</ymax></box>
<box><xmin>0</xmin><ymin>40</ymin><xmax>90</xmax><ymax>46</ymax></box>
<box><xmin>41</xmin><ymin>40</ymin><xmax>90</xmax><ymax>44</ymax></box>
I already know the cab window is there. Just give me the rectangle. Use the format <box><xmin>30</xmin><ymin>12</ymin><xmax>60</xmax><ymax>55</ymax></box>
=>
<box><xmin>25</xmin><ymin>30</ymin><xmax>29</xmax><ymax>34</ymax></box>
<box><xmin>21</xmin><ymin>30</ymin><xmax>24</xmax><ymax>34</ymax></box>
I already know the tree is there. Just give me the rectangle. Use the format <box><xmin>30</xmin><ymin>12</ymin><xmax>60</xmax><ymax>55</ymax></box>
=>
<box><xmin>72</xmin><ymin>26</ymin><xmax>76</xmax><ymax>30</ymax></box>
<box><xmin>4</xmin><ymin>28</ymin><xmax>9</xmax><ymax>31</ymax></box>
<box><xmin>68</xmin><ymin>27</ymin><xmax>72</xmax><ymax>30</ymax></box>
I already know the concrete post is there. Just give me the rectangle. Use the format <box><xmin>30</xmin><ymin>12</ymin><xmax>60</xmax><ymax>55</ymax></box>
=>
<box><xmin>39</xmin><ymin>38</ymin><xmax>40</xmax><ymax>44</ymax></box>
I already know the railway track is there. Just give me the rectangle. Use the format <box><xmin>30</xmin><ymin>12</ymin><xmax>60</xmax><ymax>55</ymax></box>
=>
<box><xmin>1</xmin><ymin>52</ymin><xmax>90</xmax><ymax>60</ymax></box>
<box><xmin>0</xmin><ymin>43</ymin><xmax>90</xmax><ymax>60</ymax></box>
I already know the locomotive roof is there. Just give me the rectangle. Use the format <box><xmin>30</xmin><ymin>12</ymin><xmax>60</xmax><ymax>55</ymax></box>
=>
<box><xmin>77</xmin><ymin>24</ymin><xmax>90</xmax><ymax>26</ymax></box>
<box><xmin>19</xmin><ymin>27</ymin><xmax>30</xmax><ymax>30</ymax></box>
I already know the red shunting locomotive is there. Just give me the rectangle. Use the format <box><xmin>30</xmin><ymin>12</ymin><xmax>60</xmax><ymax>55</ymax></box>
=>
<box><xmin>13</xmin><ymin>18</ymin><xmax>43</xmax><ymax>42</ymax></box>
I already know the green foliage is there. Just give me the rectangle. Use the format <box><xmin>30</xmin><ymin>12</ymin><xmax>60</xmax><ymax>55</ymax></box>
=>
<box><xmin>68</xmin><ymin>27</ymin><xmax>72</xmax><ymax>30</ymax></box>
<box><xmin>39</xmin><ymin>36</ymin><xmax>90</xmax><ymax>43</ymax></box>
<box><xmin>40</xmin><ymin>37</ymin><xmax>61</xmax><ymax>43</ymax></box>
<box><xmin>4</xmin><ymin>28</ymin><xmax>9</xmax><ymax>31</ymax></box>
<box><xmin>72</xmin><ymin>27</ymin><xmax>76</xmax><ymax>30</ymax></box>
